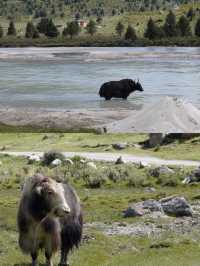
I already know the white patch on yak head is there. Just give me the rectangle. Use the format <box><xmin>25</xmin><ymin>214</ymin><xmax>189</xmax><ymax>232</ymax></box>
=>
<box><xmin>33</xmin><ymin>174</ymin><xmax>70</xmax><ymax>217</ymax></box>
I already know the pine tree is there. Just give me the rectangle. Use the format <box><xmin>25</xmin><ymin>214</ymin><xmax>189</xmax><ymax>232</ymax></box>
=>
<box><xmin>25</xmin><ymin>21</ymin><xmax>38</xmax><ymax>38</ymax></box>
<box><xmin>37</xmin><ymin>18</ymin><xmax>49</xmax><ymax>34</ymax></box>
<box><xmin>86</xmin><ymin>20</ymin><xmax>97</xmax><ymax>36</ymax></box>
<box><xmin>163</xmin><ymin>11</ymin><xmax>177</xmax><ymax>37</ymax></box>
<box><xmin>145</xmin><ymin>18</ymin><xmax>165</xmax><ymax>40</ymax></box>
<box><xmin>0</xmin><ymin>25</ymin><xmax>3</xmax><ymax>38</ymax></box>
<box><xmin>46</xmin><ymin>19</ymin><xmax>59</xmax><ymax>38</ymax></box>
<box><xmin>177</xmin><ymin>16</ymin><xmax>192</xmax><ymax>37</ymax></box>
<box><xmin>115</xmin><ymin>21</ymin><xmax>125</xmax><ymax>37</ymax></box>
<box><xmin>195</xmin><ymin>18</ymin><xmax>200</xmax><ymax>37</ymax></box>
<box><xmin>125</xmin><ymin>25</ymin><xmax>137</xmax><ymax>41</ymax></box>
<box><xmin>7</xmin><ymin>21</ymin><xmax>16</xmax><ymax>36</ymax></box>
<box><xmin>63</xmin><ymin>21</ymin><xmax>80</xmax><ymax>39</ymax></box>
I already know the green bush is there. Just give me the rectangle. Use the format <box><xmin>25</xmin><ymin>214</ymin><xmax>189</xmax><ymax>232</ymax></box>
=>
<box><xmin>42</xmin><ymin>150</ymin><xmax>65</xmax><ymax>166</ymax></box>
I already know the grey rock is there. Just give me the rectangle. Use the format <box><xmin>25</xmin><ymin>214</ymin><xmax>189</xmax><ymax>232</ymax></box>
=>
<box><xmin>160</xmin><ymin>196</ymin><xmax>193</xmax><ymax>217</ymax></box>
<box><xmin>182</xmin><ymin>176</ymin><xmax>193</xmax><ymax>184</ymax></box>
<box><xmin>28</xmin><ymin>154</ymin><xmax>41</xmax><ymax>164</ymax></box>
<box><xmin>115</xmin><ymin>156</ymin><xmax>125</xmax><ymax>165</ymax></box>
<box><xmin>123</xmin><ymin>200</ymin><xmax>163</xmax><ymax>218</ymax></box>
<box><xmin>65</xmin><ymin>158</ymin><xmax>74</xmax><ymax>165</ymax></box>
<box><xmin>138</xmin><ymin>161</ymin><xmax>150</xmax><ymax>169</ymax></box>
<box><xmin>144</xmin><ymin>187</ymin><xmax>157</xmax><ymax>193</ymax></box>
<box><xmin>112</xmin><ymin>143</ymin><xmax>128</xmax><ymax>150</ymax></box>
<box><xmin>150</xmin><ymin>165</ymin><xmax>175</xmax><ymax>177</ymax></box>
<box><xmin>123</xmin><ymin>207</ymin><xmax>143</xmax><ymax>218</ymax></box>
<box><xmin>51</xmin><ymin>158</ymin><xmax>62</xmax><ymax>166</ymax></box>
<box><xmin>86</xmin><ymin>162</ymin><xmax>97</xmax><ymax>169</ymax></box>
<box><xmin>143</xmin><ymin>200</ymin><xmax>163</xmax><ymax>212</ymax></box>
<box><xmin>193</xmin><ymin>167</ymin><xmax>200</xmax><ymax>180</ymax></box>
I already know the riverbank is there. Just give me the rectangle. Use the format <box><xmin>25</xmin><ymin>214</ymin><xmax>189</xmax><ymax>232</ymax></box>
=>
<box><xmin>1</xmin><ymin>97</ymin><xmax>200</xmax><ymax>133</ymax></box>
<box><xmin>0</xmin><ymin>36</ymin><xmax>200</xmax><ymax>47</ymax></box>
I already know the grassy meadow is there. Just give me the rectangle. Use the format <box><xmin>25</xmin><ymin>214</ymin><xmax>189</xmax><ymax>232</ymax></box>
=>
<box><xmin>0</xmin><ymin>132</ymin><xmax>200</xmax><ymax>160</ymax></box>
<box><xmin>1</xmin><ymin>151</ymin><xmax>200</xmax><ymax>266</ymax></box>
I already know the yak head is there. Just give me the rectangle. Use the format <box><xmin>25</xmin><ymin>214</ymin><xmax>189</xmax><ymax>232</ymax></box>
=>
<box><xmin>129</xmin><ymin>79</ymin><xmax>144</xmax><ymax>92</ymax></box>
<box><xmin>31</xmin><ymin>174</ymin><xmax>70</xmax><ymax>218</ymax></box>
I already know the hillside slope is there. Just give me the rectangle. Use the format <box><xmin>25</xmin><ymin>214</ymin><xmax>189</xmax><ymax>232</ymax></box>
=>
<box><xmin>0</xmin><ymin>0</ymin><xmax>199</xmax><ymax>19</ymax></box>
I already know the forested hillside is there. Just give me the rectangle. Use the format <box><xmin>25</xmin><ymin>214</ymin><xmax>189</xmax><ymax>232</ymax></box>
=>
<box><xmin>0</xmin><ymin>0</ymin><xmax>199</xmax><ymax>19</ymax></box>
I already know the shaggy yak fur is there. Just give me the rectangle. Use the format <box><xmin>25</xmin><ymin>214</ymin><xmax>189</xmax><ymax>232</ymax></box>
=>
<box><xmin>99</xmin><ymin>79</ymin><xmax>143</xmax><ymax>100</ymax></box>
<box><xmin>17</xmin><ymin>174</ymin><xmax>83</xmax><ymax>266</ymax></box>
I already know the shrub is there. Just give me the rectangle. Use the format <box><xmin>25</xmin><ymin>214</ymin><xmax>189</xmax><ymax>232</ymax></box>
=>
<box><xmin>156</xmin><ymin>173</ymin><xmax>181</xmax><ymax>187</ymax></box>
<box><xmin>125</xmin><ymin>25</ymin><xmax>137</xmax><ymax>41</ymax></box>
<box><xmin>0</xmin><ymin>25</ymin><xmax>3</xmax><ymax>38</ymax></box>
<box><xmin>7</xmin><ymin>21</ymin><xmax>16</xmax><ymax>36</ymax></box>
<box><xmin>42</xmin><ymin>150</ymin><xmax>65</xmax><ymax>166</ymax></box>
<box><xmin>86</xmin><ymin>20</ymin><xmax>97</xmax><ymax>36</ymax></box>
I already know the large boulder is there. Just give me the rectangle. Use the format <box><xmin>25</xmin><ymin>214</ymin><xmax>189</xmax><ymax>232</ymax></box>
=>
<box><xmin>159</xmin><ymin>196</ymin><xmax>193</xmax><ymax>217</ymax></box>
<box><xmin>123</xmin><ymin>197</ymin><xmax>192</xmax><ymax>218</ymax></box>
<box><xmin>123</xmin><ymin>200</ymin><xmax>163</xmax><ymax>218</ymax></box>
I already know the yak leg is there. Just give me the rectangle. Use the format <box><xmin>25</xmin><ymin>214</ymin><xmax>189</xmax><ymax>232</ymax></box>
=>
<box><xmin>45</xmin><ymin>251</ymin><xmax>53</xmax><ymax>266</ymax></box>
<box><xmin>58</xmin><ymin>249</ymin><xmax>70</xmax><ymax>266</ymax></box>
<box><xmin>31</xmin><ymin>252</ymin><xmax>38</xmax><ymax>266</ymax></box>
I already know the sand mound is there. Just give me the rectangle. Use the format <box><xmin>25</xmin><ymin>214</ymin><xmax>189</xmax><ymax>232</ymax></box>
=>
<box><xmin>107</xmin><ymin>97</ymin><xmax>200</xmax><ymax>133</ymax></box>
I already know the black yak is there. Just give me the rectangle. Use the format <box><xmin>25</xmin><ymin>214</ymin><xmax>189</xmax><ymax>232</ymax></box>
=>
<box><xmin>99</xmin><ymin>79</ymin><xmax>143</xmax><ymax>100</ymax></box>
<box><xmin>17</xmin><ymin>174</ymin><xmax>83</xmax><ymax>266</ymax></box>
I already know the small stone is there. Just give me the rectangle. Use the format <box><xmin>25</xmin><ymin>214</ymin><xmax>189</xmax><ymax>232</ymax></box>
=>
<box><xmin>182</xmin><ymin>176</ymin><xmax>193</xmax><ymax>184</ymax></box>
<box><xmin>123</xmin><ymin>207</ymin><xmax>143</xmax><ymax>218</ymax></box>
<box><xmin>133</xmin><ymin>144</ymin><xmax>142</xmax><ymax>149</ymax></box>
<box><xmin>138</xmin><ymin>161</ymin><xmax>149</xmax><ymax>169</ymax></box>
<box><xmin>150</xmin><ymin>165</ymin><xmax>175</xmax><ymax>177</ymax></box>
<box><xmin>65</xmin><ymin>158</ymin><xmax>74</xmax><ymax>165</ymax></box>
<box><xmin>112</xmin><ymin>143</ymin><xmax>127</xmax><ymax>150</ymax></box>
<box><xmin>51</xmin><ymin>159</ymin><xmax>62</xmax><ymax>166</ymax></box>
<box><xmin>86</xmin><ymin>162</ymin><xmax>97</xmax><ymax>169</ymax></box>
<box><xmin>115</xmin><ymin>156</ymin><xmax>125</xmax><ymax>165</ymax></box>
<box><xmin>42</xmin><ymin>135</ymin><xmax>49</xmax><ymax>141</ymax></box>
<box><xmin>144</xmin><ymin>187</ymin><xmax>156</xmax><ymax>193</ymax></box>
<box><xmin>28</xmin><ymin>154</ymin><xmax>41</xmax><ymax>164</ymax></box>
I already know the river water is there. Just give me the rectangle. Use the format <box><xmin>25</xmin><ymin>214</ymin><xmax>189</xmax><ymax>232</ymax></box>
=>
<box><xmin>0</xmin><ymin>47</ymin><xmax>199</xmax><ymax>110</ymax></box>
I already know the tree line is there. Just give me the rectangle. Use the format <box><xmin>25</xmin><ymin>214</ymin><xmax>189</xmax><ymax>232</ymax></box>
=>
<box><xmin>0</xmin><ymin>9</ymin><xmax>200</xmax><ymax>41</ymax></box>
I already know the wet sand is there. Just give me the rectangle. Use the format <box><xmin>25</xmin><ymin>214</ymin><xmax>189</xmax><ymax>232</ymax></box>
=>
<box><xmin>1</xmin><ymin>97</ymin><xmax>200</xmax><ymax>133</ymax></box>
<box><xmin>0</xmin><ymin>107</ymin><xmax>129</xmax><ymax>132</ymax></box>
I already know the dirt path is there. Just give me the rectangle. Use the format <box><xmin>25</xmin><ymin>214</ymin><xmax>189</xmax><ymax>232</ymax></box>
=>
<box><xmin>0</xmin><ymin>151</ymin><xmax>199</xmax><ymax>166</ymax></box>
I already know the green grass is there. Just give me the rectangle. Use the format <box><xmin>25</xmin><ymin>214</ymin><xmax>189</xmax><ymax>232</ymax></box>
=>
<box><xmin>1</xmin><ymin>155</ymin><xmax>200</xmax><ymax>265</ymax></box>
<box><xmin>0</xmin><ymin>133</ymin><xmax>200</xmax><ymax>161</ymax></box>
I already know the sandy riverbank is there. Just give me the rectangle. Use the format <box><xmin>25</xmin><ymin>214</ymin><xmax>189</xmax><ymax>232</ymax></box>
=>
<box><xmin>106</xmin><ymin>97</ymin><xmax>200</xmax><ymax>133</ymax></box>
<box><xmin>0</xmin><ymin>108</ymin><xmax>129</xmax><ymax>132</ymax></box>
<box><xmin>0</xmin><ymin>97</ymin><xmax>200</xmax><ymax>133</ymax></box>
